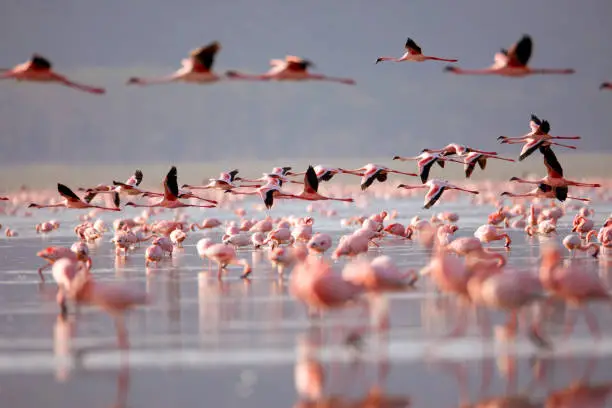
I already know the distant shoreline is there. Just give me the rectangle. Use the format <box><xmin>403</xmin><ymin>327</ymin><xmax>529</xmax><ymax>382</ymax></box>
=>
<box><xmin>0</xmin><ymin>153</ymin><xmax>607</xmax><ymax>191</ymax></box>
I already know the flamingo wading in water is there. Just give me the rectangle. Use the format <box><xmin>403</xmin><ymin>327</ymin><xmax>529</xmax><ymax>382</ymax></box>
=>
<box><xmin>444</xmin><ymin>35</ymin><xmax>575</xmax><ymax>77</ymax></box>
<box><xmin>0</xmin><ymin>54</ymin><xmax>105</xmax><ymax>94</ymax></box>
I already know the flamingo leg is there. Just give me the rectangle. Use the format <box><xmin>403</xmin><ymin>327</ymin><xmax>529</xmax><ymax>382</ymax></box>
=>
<box><xmin>114</xmin><ymin>316</ymin><xmax>129</xmax><ymax>350</ymax></box>
<box><xmin>582</xmin><ymin>307</ymin><xmax>602</xmax><ymax>340</ymax></box>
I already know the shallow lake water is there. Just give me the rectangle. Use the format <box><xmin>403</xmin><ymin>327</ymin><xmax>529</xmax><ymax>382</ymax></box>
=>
<box><xmin>2</xmin><ymin>195</ymin><xmax>612</xmax><ymax>407</ymax></box>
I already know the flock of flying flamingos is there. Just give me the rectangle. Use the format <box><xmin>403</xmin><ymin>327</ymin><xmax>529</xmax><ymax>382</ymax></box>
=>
<box><xmin>2</xmin><ymin>33</ymin><xmax>611</xmax><ymax>352</ymax></box>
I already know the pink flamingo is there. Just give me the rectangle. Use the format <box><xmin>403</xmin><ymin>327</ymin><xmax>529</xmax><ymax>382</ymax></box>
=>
<box><xmin>562</xmin><ymin>234</ymin><xmax>599</xmax><ymax>258</ymax></box>
<box><xmin>307</xmin><ymin>233</ymin><xmax>333</xmax><ymax>254</ymax></box>
<box><xmin>81</xmin><ymin>169</ymin><xmax>144</xmax><ymax>203</ymax></box>
<box><xmin>0</xmin><ymin>54</ymin><xmax>105</xmax><ymax>94</ymax></box>
<box><xmin>474</xmin><ymin>224</ymin><xmax>512</xmax><ymax>248</ymax></box>
<box><xmin>444</xmin><ymin>35</ymin><xmax>574</xmax><ymax>77</ymax></box>
<box><xmin>461</xmin><ymin>152</ymin><xmax>515</xmax><ymax>178</ymax></box>
<box><xmin>37</xmin><ymin>246</ymin><xmax>92</xmax><ymax>282</ymax></box>
<box><xmin>498</xmin><ymin>114</ymin><xmax>581</xmax><ymax>160</ymax></box>
<box><xmin>342</xmin><ymin>256</ymin><xmax>418</xmax><ymax>292</ymax></box>
<box><xmin>375</xmin><ymin>37</ymin><xmax>457</xmax><ymax>64</ymax></box>
<box><xmin>397</xmin><ymin>179</ymin><xmax>479</xmax><ymax>209</ymax></box>
<box><xmin>393</xmin><ymin>152</ymin><xmax>463</xmax><ymax>183</ymax></box>
<box><xmin>422</xmin><ymin>143</ymin><xmax>498</xmax><ymax>158</ymax></box>
<box><xmin>290</xmin><ymin>166</ymin><xmax>354</xmax><ymax>203</ymax></box>
<box><xmin>539</xmin><ymin>243</ymin><xmax>610</xmax><ymax>339</ymax></box>
<box><xmin>509</xmin><ymin>164</ymin><xmax>600</xmax><ymax>190</ymax></box>
<box><xmin>190</xmin><ymin>218</ymin><xmax>222</xmax><ymax>231</ymax></box>
<box><xmin>196</xmin><ymin>238</ymin><xmax>251</xmax><ymax>279</ymax></box>
<box><xmin>29</xmin><ymin>184</ymin><xmax>120</xmax><ymax>211</ymax></box>
<box><xmin>182</xmin><ymin>169</ymin><xmax>241</xmax><ymax>191</ymax></box>
<box><xmin>501</xmin><ymin>184</ymin><xmax>591</xmax><ymax>203</ymax></box>
<box><xmin>144</xmin><ymin>243</ymin><xmax>164</xmax><ymax>267</ymax></box>
<box><xmin>128</xmin><ymin>42</ymin><xmax>223</xmax><ymax>86</ymax></box>
<box><xmin>226</xmin><ymin>55</ymin><xmax>355</xmax><ymax>85</ymax></box>
<box><xmin>342</xmin><ymin>163</ymin><xmax>417</xmax><ymax>191</ymax></box>
<box><xmin>64</xmin><ymin>268</ymin><xmax>148</xmax><ymax>349</ymax></box>
<box><xmin>125</xmin><ymin>167</ymin><xmax>216</xmax><ymax>209</ymax></box>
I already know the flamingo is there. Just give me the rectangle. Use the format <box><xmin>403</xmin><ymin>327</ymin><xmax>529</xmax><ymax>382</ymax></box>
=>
<box><xmin>461</xmin><ymin>152</ymin><xmax>515</xmax><ymax>178</ymax></box>
<box><xmin>0</xmin><ymin>54</ymin><xmax>105</xmax><ymax>94</ymax></box>
<box><xmin>80</xmin><ymin>169</ymin><xmax>144</xmax><ymax>202</ymax></box>
<box><xmin>29</xmin><ymin>184</ymin><xmax>120</xmax><ymax>211</ymax></box>
<box><xmin>229</xmin><ymin>178</ymin><xmax>301</xmax><ymax>210</ymax></box>
<box><xmin>127</xmin><ymin>42</ymin><xmax>223</xmax><ymax>86</ymax></box>
<box><xmin>538</xmin><ymin>243</ymin><xmax>610</xmax><ymax>339</ymax></box>
<box><xmin>307</xmin><ymin>233</ymin><xmax>333</xmax><ymax>254</ymax></box>
<box><xmin>422</xmin><ymin>143</ymin><xmax>498</xmax><ymax>158</ymax></box>
<box><xmin>124</xmin><ymin>167</ymin><xmax>216</xmax><ymax>209</ymax></box>
<box><xmin>498</xmin><ymin>114</ymin><xmax>581</xmax><ymax>160</ymax></box>
<box><xmin>509</xmin><ymin>153</ymin><xmax>600</xmax><ymax>189</ymax></box>
<box><xmin>342</xmin><ymin>164</ymin><xmax>417</xmax><ymax>191</ymax></box>
<box><xmin>290</xmin><ymin>166</ymin><xmax>354</xmax><ymax>203</ymax></box>
<box><xmin>501</xmin><ymin>184</ymin><xmax>590</xmax><ymax>203</ymax></box>
<box><xmin>392</xmin><ymin>152</ymin><xmax>463</xmax><ymax>183</ymax></box>
<box><xmin>196</xmin><ymin>239</ymin><xmax>251</xmax><ymax>279</ymax></box>
<box><xmin>226</xmin><ymin>55</ymin><xmax>355</xmax><ymax>85</ymax></box>
<box><xmin>397</xmin><ymin>179</ymin><xmax>479</xmax><ymax>209</ymax></box>
<box><xmin>182</xmin><ymin>169</ymin><xmax>241</xmax><ymax>191</ymax></box>
<box><xmin>562</xmin><ymin>234</ymin><xmax>599</xmax><ymax>258</ymax></box>
<box><xmin>342</xmin><ymin>256</ymin><xmax>418</xmax><ymax>292</ymax></box>
<box><xmin>444</xmin><ymin>35</ymin><xmax>575</xmax><ymax>77</ymax></box>
<box><xmin>474</xmin><ymin>224</ymin><xmax>512</xmax><ymax>248</ymax></box>
<box><xmin>375</xmin><ymin>37</ymin><xmax>458</xmax><ymax>64</ymax></box>
<box><xmin>289</xmin><ymin>165</ymin><xmax>349</xmax><ymax>183</ymax></box>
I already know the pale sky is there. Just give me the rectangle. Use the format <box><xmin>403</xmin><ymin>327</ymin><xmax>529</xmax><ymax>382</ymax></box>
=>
<box><xmin>1</xmin><ymin>0</ymin><xmax>611</xmax><ymax>165</ymax></box>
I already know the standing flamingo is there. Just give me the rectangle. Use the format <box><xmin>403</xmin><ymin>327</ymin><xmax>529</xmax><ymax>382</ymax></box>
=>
<box><xmin>398</xmin><ymin>179</ymin><xmax>479</xmax><ymax>209</ymax></box>
<box><xmin>226</xmin><ymin>55</ymin><xmax>355</xmax><ymax>85</ymax></box>
<box><xmin>444</xmin><ymin>35</ymin><xmax>575</xmax><ymax>77</ymax></box>
<box><xmin>124</xmin><ymin>167</ymin><xmax>216</xmax><ymax>209</ymax></box>
<box><xmin>127</xmin><ymin>42</ymin><xmax>224</xmax><ymax>86</ymax></box>
<box><xmin>28</xmin><ymin>184</ymin><xmax>120</xmax><ymax>211</ymax></box>
<box><xmin>342</xmin><ymin>164</ymin><xmax>417</xmax><ymax>191</ymax></box>
<box><xmin>375</xmin><ymin>37</ymin><xmax>458</xmax><ymax>64</ymax></box>
<box><xmin>0</xmin><ymin>54</ymin><xmax>105</xmax><ymax>94</ymax></box>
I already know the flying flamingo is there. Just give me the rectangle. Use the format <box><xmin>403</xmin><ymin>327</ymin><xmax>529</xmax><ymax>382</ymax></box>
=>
<box><xmin>226</xmin><ymin>55</ymin><xmax>355</xmax><ymax>85</ymax></box>
<box><xmin>341</xmin><ymin>163</ymin><xmax>417</xmax><ymax>191</ymax></box>
<box><xmin>600</xmin><ymin>82</ymin><xmax>611</xmax><ymax>90</ymax></box>
<box><xmin>124</xmin><ymin>167</ymin><xmax>216</xmax><ymax>209</ymax></box>
<box><xmin>29</xmin><ymin>184</ymin><xmax>120</xmax><ymax>211</ymax></box>
<box><xmin>290</xmin><ymin>166</ymin><xmax>354</xmax><ymax>203</ymax></box>
<box><xmin>375</xmin><ymin>37</ymin><xmax>458</xmax><ymax>64</ymax></box>
<box><xmin>498</xmin><ymin>114</ymin><xmax>581</xmax><ymax>161</ymax></box>
<box><xmin>229</xmin><ymin>178</ymin><xmax>300</xmax><ymax>210</ymax></box>
<box><xmin>501</xmin><ymin>184</ymin><xmax>590</xmax><ymax>203</ymax></box>
<box><xmin>289</xmin><ymin>165</ymin><xmax>349</xmax><ymax>183</ymax></box>
<box><xmin>182</xmin><ymin>169</ymin><xmax>241</xmax><ymax>191</ymax></box>
<box><xmin>127</xmin><ymin>42</ymin><xmax>224</xmax><ymax>86</ymax></box>
<box><xmin>80</xmin><ymin>169</ymin><xmax>144</xmax><ymax>203</ymax></box>
<box><xmin>509</xmin><ymin>156</ymin><xmax>601</xmax><ymax>189</ymax></box>
<box><xmin>0</xmin><ymin>54</ymin><xmax>105</xmax><ymax>94</ymax></box>
<box><xmin>397</xmin><ymin>179</ymin><xmax>479</xmax><ymax>209</ymax></box>
<box><xmin>444</xmin><ymin>35</ymin><xmax>575</xmax><ymax>77</ymax></box>
<box><xmin>393</xmin><ymin>152</ymin><xmax>463</xmax><ymax>183</ymax></box>
<box><xmin>461</xmin><ymin>152</ymin><xmax>515</xmax><ymax>178</ymax></box>
<box><xmin>422</xmin><ymin>143</ymin><xmax>497</xmax><ymax>158</ymax></box>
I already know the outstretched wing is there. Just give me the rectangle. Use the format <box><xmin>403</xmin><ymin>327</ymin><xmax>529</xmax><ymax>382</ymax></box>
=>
<box><xmin>263</xmin><ymin>189</ymin><xmax>275</xmax><ymax>209</ymax></box>
<box><xmin>113</xmin><ymin>192</ymin><xmax>120</xmax><ymax>208</ymax></box>
<box><xmin>539</xmin><ymin>145</ymin><xmax>564</xmax><ymax>178</ymax></box>
<box><xmin>506</xmin><ymin>35</ymin><xmax>532</xmax><ymax>66</ymax></box>
<box><xmin>57</xmin><ymin>183</ymin><xmax>81</xmax><ymax>202</ymax></box>
<box><xmin>84</xmin><ymin>191</ymin><xmax>97</xmax><ymax>203</ymax></box>
<box><xmin>134</xmin><ymin>169</ymin><xmax>143</xmax><ymax>186</ymax></box>
<box><xmin>465</xmin><ymin>162</ymin><xmax>477</xmax><ymax>178</ymax></box>
<box><xmin>164</xmin><ymin>166</ymin><xmax>180</xmax><ymax>200</ymax></box>
<box><xmin>304</xmin><ymin>166</ymin><xmax>319</xmax><ymax>194</ymax></box>
<box><xmin>31</xmin><ymin>54</ymin><xmax>52</xmax><ymax>70</ymax></box>
<box><xmin>404</xmin><ymin>38</ymin><xmax>422</xmax><ymax>55</ymax></box>
<box><xmin>554</xmin><ymin>186</ymin><xmax>568</xmax><ymax>202</ymax></box>
<box><xmin>190</xmin><ymin>41</ymin><xmax>221</xmax><ymax>71</ymax></box>
<box><xmin>285</xmin><ymin>56</ymin><xmax>312</xmax><ymax>71</ymax></box>
<box><xmin>228</xmin><ymin>169</ymin><xmax>239</xmax><ymax>182</ymax></box>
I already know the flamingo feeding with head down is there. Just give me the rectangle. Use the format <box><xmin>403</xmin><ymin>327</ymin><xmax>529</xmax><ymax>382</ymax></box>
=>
<box><xmin>375</xmin><ymin>37</ymin><xmax>458</xmax><ymax>64</ymax></box>
<box><xmin>124</xmin><ymin>167</ymin><xmax>216</xmax><ymax>209</ymax></box>
<box><xmin>128</xmin><ymin>42</ymin><xmax>224</xmax><ymax>86</ymax></box>
<box><xmin>342</xmin><ymin>164</ymin><xmax>417</xmax><ymax>191</ymax></box>
<box><xmin>226</xmin><ymin>55</ymin><xmax>355</xmax><ymax>85</ymax></box>
<box><xmin>397</xmin><ymin>179</ymin><xmax>479</xmax><ymax>209</ymax></box>
<box><xmin>29</xmin><ymin>184</ymin><xmax>120</xmax><ymax>211</ymax></box>
<box><xmin>498</xmin><ymin>114</ymin><xmax>581</xmax><ymax>161</ymax></box>
<box><xmin>0</xmin><ymin>54</ymin><xmax>105</xmax><ymax>94</ymax></box>
<box><xmin>444</xmin><ymin>34</ymin><xmax>575</xmax><ymax>77</ymax></box>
